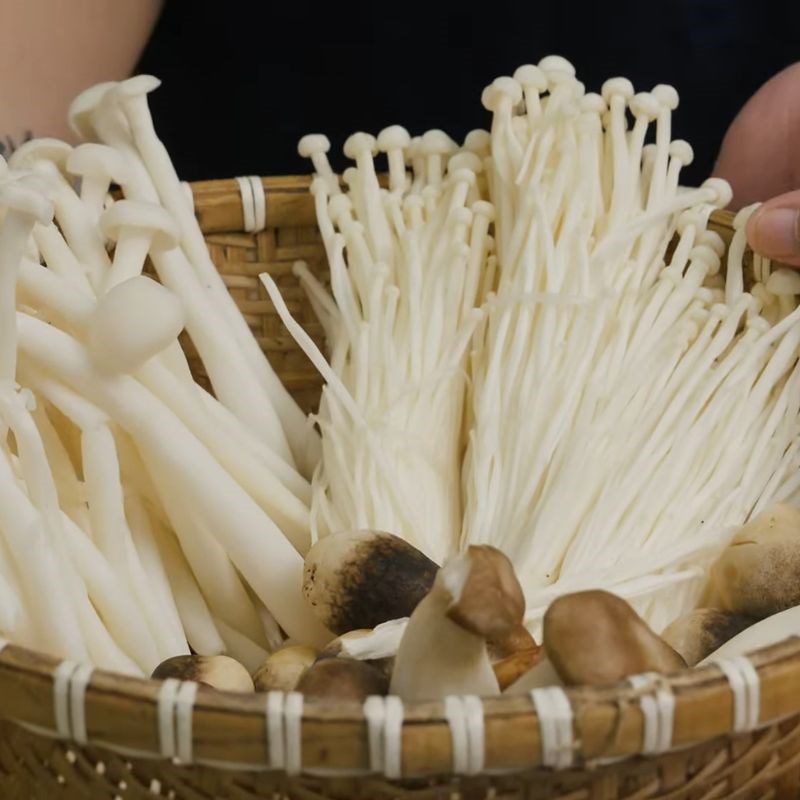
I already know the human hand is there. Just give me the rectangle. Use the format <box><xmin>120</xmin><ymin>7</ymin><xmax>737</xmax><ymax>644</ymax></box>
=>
<box><xmin>714</xmin><ymin>62</ymin><xmax>800</xmax><ymax>266</ymax></box>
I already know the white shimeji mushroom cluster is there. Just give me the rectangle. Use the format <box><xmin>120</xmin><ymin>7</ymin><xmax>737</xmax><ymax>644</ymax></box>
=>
<box><xmin>278</xmin><ymin>55</ymin><xmax>800</xmax><ymax>635</ymax></box>
<box><xmin>0</xmin><ymin>77</ymin><xmax>328</xmax><ymax>675</ymax></box>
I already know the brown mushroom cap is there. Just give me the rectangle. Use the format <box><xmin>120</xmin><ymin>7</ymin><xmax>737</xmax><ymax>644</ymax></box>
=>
<box><xmin>296</xmin><ymin>657</ymin><xmax>388</xmax><ymax>702</ymax></box>
<box><xmin>445</xmin><ymin>545</ymin><xmax>525</xmax><ymax>639</ymax></box>
<box><xmin>151</xmin><ymin>655</ymin><xmax>254</xmax><ymax>693</ymax></box>
<box><xmin>710</xmin><ymin>504</ymin><xmax>800</xmax><ymax>618</ymax></box>
<box><xmin>252</xmin><ymin>645</ymin><xmax>317</xmax><ymax>692</ymax></box>
<box><xmin>543</xmin><ymin>590</ymin><xmax>686</xmax><ymax>686</ymax></box>
<box><xmin>661</xmin><ymin>608</ymin><xmax>755</xmax><ymax>666</ymax></box>
<box><xmin>302</xmin><ymin>529</ymin><xmax>438</xmax><ymax>634</ymax></box>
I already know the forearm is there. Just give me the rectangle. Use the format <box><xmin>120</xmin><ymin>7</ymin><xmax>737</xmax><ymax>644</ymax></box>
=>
<box><xmin>0</xmin><ymin>0</ymin><xmax>163</xmax><ymax>151</ymax></box>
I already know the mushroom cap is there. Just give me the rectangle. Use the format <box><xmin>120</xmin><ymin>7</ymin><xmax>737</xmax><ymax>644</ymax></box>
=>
<box><xmin>651</xmin><ymin>83</ymin><xmax>680</xmax><ymax>111</ymax></box>
<box><xmin>538</xmin><ymin>55</ymin><xmax>576</xmax><ymax>77</ymax></box>
<box><xmin>327</xmin><ymin>193</ymin><xmax>353</xmax><ymax>224</ymax></box>
<box><xmin>0</xmin><ymin>177</ymin><xmax>54</xmax><ymax>224</ymax></box>
<box><xmin>669</xmin><ymin>140</ymin><xmax>694</xmax><ymax>166</ymax></box>
<box><xmin>296</xmin><ymin>657</ymin><xmax>388</xmax><ymax>702</ymax></box>
<box><xmin>343</xmin><ymin>132</ymin><xmax>377</xmax><ymax>161</ymax></box>
<box><xmin>377</xmin><ymin>125</ymin><xmax>411</xmax><ymax>152</ymax></box>
<box><xmin>66</xmin><ymin>143</ymin><xmax>131</xmax><ymax>185</ymax></box>
<box><xmin>88</xmin><ymin>276</ymin><xmax>185</xmax><ymax>375</ymax></box>
<box><xmin>443</xmin><ymin>545</ymin><xmax>525</xmax><ymax>640</ymax></box>
<box><xmin>152</xmin><ymin>654</ymin><xmax>254</xmax><ymax>693</ymax></box>
<box><xmin>513</xmin><ymin>64</ymin><xmax>548</xmax><ymax>92</ymax></box>
<box><xmin>601</xmin><ymin>77</ymin><xmax>635</xmax><ymax>103</ymax></box>
<box><xmin>697</xmin><ymin>230</ymin><xmax>727</xmax><ymax>257</ymax></box>
<box><xmin>298</xmin><ymin>134</ymin><xmax>331</xmax><ymax>158</ymax></box>
<box><xmin>487</xmin><ymin>623</ymin><xmax>542</xmax><ymax>690</ymax></box>
<box><xmin>471</xmin><ymin>200</ymin><xmax>496</xmax><ymax>222</ymax></box>
<box><xmin>481</xmin><ymin>77</ymin><xmax>523</xmax><ymax>111</ymax></box>
<box><xmin>421</xmin><ymin>129</ymin><xmax>458</xmax><ymax>156</ymax></box>
<box><xmin>447</xmin><ymin>152</ymin><xmax>483</xmax><ymax>175</ymax></box>
<box><xmin>463</xmin><ymin>129</ymin><xmax>491</xmax><ymax>156</ymax></box>
<box><xmin>252</xmin><ymin>645</ymin><xmax>317</xmax><ymax>692</ymax></box>
<box><xmin>8</xmin><ymin>138</ymin><xmax>73</xmax><ymax>172</ymax></box>
<box><xmin>112</xmin><ymin>74</ymin><xmax>162</xmax><ymax>102</ymax></box>
<box><xmin>629</xmin><ymin>92</ymin><xmax>661</xmax><ymax>121</ymax></box>
<box><xmin>701</xmin><ymin>177</ymin><xmax>733</xmax><ymax>208</ymax></box>
<box><xmin>767</xmin><ymin>269</ymin><xmax>800</xmax><ymax>296</ymax></box>
<box><xmin>580</xmin><ymin>93</ymin><xmax>608</xmax><ymax>115</ymax></box>
<box><xmin>100</xmin><ymin>200</ymin><xmax>179</xmax><ymax>250</ymax></box>
<box><xmin>302</xmin><ymin>529</ymin><xmax>438</xmax><ymax>635</ymax></box>
<box><xmin>68</xmin><ymin>82</ymin><xmax>118</xmax><ymax>140</ymax></box>
<box><xmin>543</xmin><ymin>590</ymin><xmax>686</xmax><ymax>686</ymax></box>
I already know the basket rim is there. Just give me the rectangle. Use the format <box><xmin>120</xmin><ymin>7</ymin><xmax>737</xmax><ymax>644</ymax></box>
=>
<box><xmin>1</xmin><ymin>178</ymin><xmax>794</xmax><ymax>779</ymax></box>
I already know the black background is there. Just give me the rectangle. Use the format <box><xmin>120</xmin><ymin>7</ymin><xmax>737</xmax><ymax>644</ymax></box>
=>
<box><xmin>136</xmin><ymin>1</ymin><xmax>800</xmax><ymax>185</ymax></box>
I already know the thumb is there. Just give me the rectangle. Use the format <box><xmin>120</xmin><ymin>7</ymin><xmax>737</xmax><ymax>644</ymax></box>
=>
<box><xmin>746</xmin><ymin>191</ymin><xmax>800</xmax><ymax>268</ymax></box>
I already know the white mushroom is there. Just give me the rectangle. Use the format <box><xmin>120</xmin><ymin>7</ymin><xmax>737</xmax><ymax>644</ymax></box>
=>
<box><xmin>66</xmin><ymin>143</ymin><xmax>132</xmax><ymax>223</ymax></box>
<box><xmin>88</xmin><ymin>275</ymin><xmax>185</xmax><ymax>375</ymax></box>
<box><xmin>253</xmin><ymin>644</ymin><xmax>317</xmax><ymax>692</ymax></box>
<box><xmin>0</xmin><ymin>175</ymin><xmax>54</xmax><ymax>383</ymax></box>
<box><xmin>99</xmin><ymin>200</ymin><xmax>179</xmax><ymax>291</ymax></box>
<box><xmin>297</xmin><ymin>134</ymin><xmax>338</xmax><ymax>194</ymax></box>
<box><xmin>376</xmin><ymin>126</ymin><xmax>411</xmax><ymax>193</ymax></box>
<box><xmin>390</xmin><ymin>545</ymin><xmax>525</xmax><ymax>702</ymax></box>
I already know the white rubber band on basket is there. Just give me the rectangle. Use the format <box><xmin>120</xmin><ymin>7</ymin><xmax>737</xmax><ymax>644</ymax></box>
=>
<box><xmin>175</xmin><ymin>680</ymin><xmax>199</xmax><ymax>764</ymax></box>
<box><xmin>714</xmin><ymin>656</ymin><xmax>760</xmax><ymax>733</ymax></box>
<box><xmin>236</xmin><ymin>175</ymin><xmax>267</xmax><ymax>233</ymax></box>
<box><xmin>628</xmin><ymin>672</ymin><xmax>675</xmax><ymax>755</ymax></box>
<box><xmin>264</xmin><ymin>691</ymin><xmax>303</xmax><ymax>775</ymax></box>
<box><xmin>68</xmin><ymin>663</ymin><xmax>94</xmax><ymax>745</ymax></box>
<box><xmin>443</xmin><ymin>696</ymin><xmax>485</xmax><ymax>775</ymax></box>
<box><xmin>53</xmin><ymin>661</ymin><xmax>79</xmax><ymax>739</ymax></box>
<box><xmin>284</xmin><ymin>691</ymin><xmax>304</xmax><ymax>776</ymax></box>
<box><xmin>531</xmin><ymin>687</ymin><xmax>574</xmax><ymax>769</ymax></box>
<box><xmin>363</xmin><ymin>695</ymin><xmax>404</xmax><ymax>778</ymax></box>
<box><xmin>157</xmin><ymin>678</ymin><xmax>181</xmax><ymax>759</ymax></box>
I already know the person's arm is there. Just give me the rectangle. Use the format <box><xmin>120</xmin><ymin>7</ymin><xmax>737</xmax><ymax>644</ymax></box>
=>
<box><xmin>714</xmin><ymin>62</ymin><xmax>800</xmax><ymax>266</ymax></box>
<box><xmin>0</xmin><ymin>0</ymin><xmax>163</xmax><ymax>156</ymax></box>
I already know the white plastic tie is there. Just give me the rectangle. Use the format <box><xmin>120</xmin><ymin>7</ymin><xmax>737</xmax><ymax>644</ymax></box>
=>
<box><xmin>68</xmin><ymin>663</ymin><xmax>94</xmax><ymax>745</ymax></box>
<box><xmin>157</xmin><ymin>678</ymin><xmax>181</xmax><ymax>759</ymax></box>
<box><xmin>714</xmin><ymin>656</ymin><xmax>761</xmax><ymax>733</ymax></box>
<box><xmin>53</xmin><ymin>661</ymin><xmax>79</xmax><ymax>739</ymax></box>
<box><xmin>531</xmin><ymin>687</ymin><xmax>574</xmax><ymax>768</ymax></box>
<box><xmin>443</xmin><ymin>695</ymin><xmax>485</xmax><ymax>775</ymax></box>
<box><xmin>264</xmin><ymin>691</ymin><xmax>304</xmax><ymax>775</ymax></box>
<box><xmin>284</xmin><ymin>691</ymin><xmax>304</xmax><ymax>776</ymax></box>
<box><xmin>236</xmin><ymin>175</ymin><xmax>267</xmax><ymax>233</ymax></box>
<box><xmin>363</xmin><ymin>695</ymin><xmax>404</xmax><ymax>778</ymax></box>
<box><xmin>628</xmin><ymin>672</ymin><xmax>675</xmax><ymax>754</ymax></box>
<box><xmin>175</xmin><ymin>681</ymin><xmax>198</xmax><ymax>764</ymax></box>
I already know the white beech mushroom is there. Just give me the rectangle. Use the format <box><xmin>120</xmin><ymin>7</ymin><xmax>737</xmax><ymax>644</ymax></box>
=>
<box><xmin>252</xmin><ymin>645</ymin><xmax>318</xmax><ymax>692</ymax></box>
<box><xmin>296</xmin><ymin>657</ymin><xmax>388</xmax><ymax>702</ymax></box>
<box><xmin>99</xmin><ymin>200</ymin><xmax>180</xmax><ymax>291</ymax></box>
<box><xmin>66</xmin><ymin>143</ymin><xmax>131</xmax><ymax>223</ymax></box>
<box><xmin>88</xmin><ymin>276</ymin><xmax>185</xmax><ymax>374</ymax></box>
<box><xmin>543</xmin><ymin>591</ymin><xmax>686</xmax><ymax>686</ymax></box>
<box><xmin>709</xmin><ymin>504</ymin><xmax>800</xmax><ymax>619</ymax></box>
<box><xmin>390</xmin><ymin>545</ymin><xmax>524</xmax><ymax>702</ymax></box>
<box><xmin>661</xmin><ymin>608</ymin><xmax>755</xmax><ymax>666</ymax></box>
<box><xmin>152</xmin><ymin>654</ymin><xmax>254</xmax><ymax>693</ymax></box>
<box><xmin>302</xmin><ymin>529</ymin><xmax>438</xmax><ymax>634</ymax></box>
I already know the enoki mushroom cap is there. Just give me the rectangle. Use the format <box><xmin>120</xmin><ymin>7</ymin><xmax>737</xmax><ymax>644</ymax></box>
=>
<box><xmin>100</xmin><ymin>200</ymin><xmax>180</xmax><ymax>251</ymax></box>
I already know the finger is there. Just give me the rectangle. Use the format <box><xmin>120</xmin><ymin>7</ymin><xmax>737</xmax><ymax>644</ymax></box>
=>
<box><xmin>746</xmin><ymin>190</ymin><xmax>800</xmax><ymax>267</ymax></box>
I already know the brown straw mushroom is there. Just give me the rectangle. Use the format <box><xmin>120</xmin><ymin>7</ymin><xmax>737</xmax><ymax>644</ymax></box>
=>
<box><xmin>296</xmin><ymin>657</ymin><xmax>389</xmax><ymax>702</ymax></box>
<box><xmin>487</xmin><ymin>623</ymin><xmax>542</xmax><ymax>690</ymax></box>
<box><xmin>390</xmin><ymin>545</ymin><xmax>525</xmax><ymax>702</ymax></box>
<box><xmin>152</xmin><ymin>655</ymin><xmax>254</xmax><ymax>693</ymax></box>
<box><xmin>302</xmin><ymin>529</ymin><xmax>438</xmax><ymax>634</ymax></box>
<box><xmin>709</xmin><ymin>504</ymin><xmax>800</xmax><ymax>619</ymax></box>
<box><xmin>661</xmin><ymin>608</ymin><xmax>755</xmax><ymax>666</ymax></box>
<box><xmin>252</xmin><ymin>645</ymin><xmax>318</xmax><ymax>692</ymax></box>
<box><xmin>543</xmin><ymin>590</ymin><xmax>686</xmax><ymax>686</ymax></box>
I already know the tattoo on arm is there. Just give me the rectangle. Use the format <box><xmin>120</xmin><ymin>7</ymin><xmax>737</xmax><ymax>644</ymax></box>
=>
<box><xmin>0</xmin><ymin>130</ymin><xmax>34</xmax><ymax>158</ymax></box>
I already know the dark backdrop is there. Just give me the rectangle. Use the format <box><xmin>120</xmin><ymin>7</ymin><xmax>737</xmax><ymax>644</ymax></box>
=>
<box><xmin>136</xmin><ymin>0</ymin><xmax>800</xmax><ymax>185</ymax></box>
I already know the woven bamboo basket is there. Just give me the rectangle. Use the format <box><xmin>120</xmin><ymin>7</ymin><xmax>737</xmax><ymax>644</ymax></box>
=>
<box><xmin>1</xmin><ymin>177</ymin><xmax>799</xmax><ymax>800</ymax></box>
